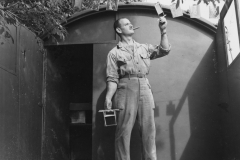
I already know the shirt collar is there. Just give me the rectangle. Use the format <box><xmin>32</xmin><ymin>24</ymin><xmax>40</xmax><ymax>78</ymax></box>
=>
<box><xmin>117</xmin><ymin>40</ymin><xmax>142</xmax><ymax>49</ymax></box>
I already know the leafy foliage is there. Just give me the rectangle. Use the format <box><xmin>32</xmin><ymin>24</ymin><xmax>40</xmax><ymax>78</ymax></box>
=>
<box><xmin>0</xmin><ymin>0</ymin><xmax>143</xmax><ymax>41</ymax></box>
<box><xmin>0</xmin><ymin>0</ymin><xmax>225</xmax><ymax>42</ymax></box>
<box><xmin>0</xmin><ymin>0</ymin><xmax>74</xmax><ymax>42</ymax></box>
<box><xmin>79</xmin><ymin>0</ymin><xmax>143</xmax><ymax>11</ymax></box>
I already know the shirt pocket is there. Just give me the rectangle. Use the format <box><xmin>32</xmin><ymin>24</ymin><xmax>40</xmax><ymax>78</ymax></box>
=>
<box><xmin>139</xmin><ymin>52</ymin><xmax>150</xmax><ymax>67</ymax></box>
<box><xmin>113</xmin><ymin>82</ymin><xmax>127</xmax><ymax>110</ymax></box>
<box><xmin>117</xmin><ymin>55</ymin><xmax>132</xmax><ymax>67</ymax></box>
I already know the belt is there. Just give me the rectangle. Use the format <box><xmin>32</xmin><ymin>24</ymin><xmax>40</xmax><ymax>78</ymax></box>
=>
<box><xmin>120</xmin><ymin>74</ymin><xmax>146</xmax><ymax>79</ymax></box>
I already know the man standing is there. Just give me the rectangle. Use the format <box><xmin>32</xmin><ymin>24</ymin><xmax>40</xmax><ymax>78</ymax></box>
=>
<box><xmin>104</xmin><ymin>17</ymin><xmax>171</xmax><ymax>160</ymax></box>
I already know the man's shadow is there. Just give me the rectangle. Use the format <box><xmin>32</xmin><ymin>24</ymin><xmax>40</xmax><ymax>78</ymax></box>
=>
<box><xmin>93</xmin><ymin>89</ymin><xmax>116</xmax><ymax>160</ymax></box>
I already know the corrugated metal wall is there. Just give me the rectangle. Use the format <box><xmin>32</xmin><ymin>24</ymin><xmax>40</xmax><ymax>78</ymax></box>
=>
<box><xmin>0</xmin><ymin>24</ymin><xmax>19</xmax><ymax>160</ymax></box>
<box><xmin>216</xmin><ymin>0</ymin><xmax>240</xmax><ymax>159</ymax></box>
<box><xmin>0</xmin><ymin>25</ymin><xmax>43</xmax><ymax>159</ymax></box>
<box><xmin>44</xmin><ymin>4</ymin><xmax>223</xmax><ymax>160</ymax></box>
<box><xmin>18</xmin><ymin>26</ymin><xmax>43</xmax><ymax>160</ymax></box>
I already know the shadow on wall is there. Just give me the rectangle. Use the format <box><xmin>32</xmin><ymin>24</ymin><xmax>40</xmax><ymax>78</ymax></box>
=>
<box><xmin>93</xmin><ymin>89</ymin><xmax>116</xmax><ymax>160</ymax></box>
<box><xmin>166</xmin><ymin>42</ymin><xmax>224</xmax><ymax>160</ymax></box>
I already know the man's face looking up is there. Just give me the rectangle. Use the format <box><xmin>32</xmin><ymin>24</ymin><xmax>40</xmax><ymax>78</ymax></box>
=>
<box><xmin>117</xmin><ymin>18</ymin><xmax>134</xmax><ymax>36</ymax></box>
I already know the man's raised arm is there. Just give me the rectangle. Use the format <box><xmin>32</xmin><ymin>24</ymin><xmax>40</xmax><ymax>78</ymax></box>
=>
<box><xmin>159</xmin><ymin>16</ymin><xmax>170</xmax><ymax>50</ymax></box>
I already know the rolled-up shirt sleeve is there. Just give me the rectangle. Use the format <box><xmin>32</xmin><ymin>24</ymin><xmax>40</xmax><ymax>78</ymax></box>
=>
<box><xmin>147</xmin><ymin>43</ymin><xmax>171</xmax><ymax>60</ymax></box>
<box><xmin>106</xmin><ymin>52</ymin><xmax>119</xmax><ymax>84</ymax></box>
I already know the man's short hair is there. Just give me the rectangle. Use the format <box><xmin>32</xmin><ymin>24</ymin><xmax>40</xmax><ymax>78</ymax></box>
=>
<box><xmin>113</xmin><ymin>18</ymin><xmax>126</xmax><ymax>36</ymax></box>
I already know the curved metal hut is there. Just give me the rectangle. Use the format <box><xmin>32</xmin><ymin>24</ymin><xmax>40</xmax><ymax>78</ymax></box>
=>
<box><xmin>44</xmin><ymin>2</ymin><xmax>221</xmax><ymax>160</ymax></box>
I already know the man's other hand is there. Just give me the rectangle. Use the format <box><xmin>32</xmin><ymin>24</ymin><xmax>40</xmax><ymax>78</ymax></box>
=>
<box><xmin>104</xmin><ymin>98</ymin><xmax>112</xmax><ymax>110</ymax></box>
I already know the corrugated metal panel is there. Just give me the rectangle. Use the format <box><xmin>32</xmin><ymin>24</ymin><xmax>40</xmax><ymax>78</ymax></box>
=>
<box><xmin>18</xmin><ymin>26</ymin><xmax>43</xmax><ymax>160</ymax></box>
<box><xmin>216</xmin><ymin>5</ymin><xmax>240</xmax><ymax>158</ymax></box>
<box><xmin>0</xmin><ymin>68</ymin><xmax>19</xmax><ymax>160</ymax></box>
<box><xmin>0</xmin><ymin>25</ymin><xmax>19</xmax><ymax>160</ymax></box>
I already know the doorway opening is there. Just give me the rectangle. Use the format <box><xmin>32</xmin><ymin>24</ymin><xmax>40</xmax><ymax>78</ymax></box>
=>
<box><xmin>45</xmin><ymin>44</ymin><xmax>93</xmax><ymax>160</ymax></box>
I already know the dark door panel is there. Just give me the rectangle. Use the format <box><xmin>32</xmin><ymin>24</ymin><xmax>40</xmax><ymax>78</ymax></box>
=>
<box><xmin>18</xmin><ymin>26</ymin><xmax>43</xmax><ymax>160</ymax></box>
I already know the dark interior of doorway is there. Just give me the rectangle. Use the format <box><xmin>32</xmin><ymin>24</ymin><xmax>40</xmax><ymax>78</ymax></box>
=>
<box><xmin>67</xmin><ymin>44</ymin><xmax>93</xmax><ymax>160</ymax></box>
<box><xmin>47</xmin><ymin>44</ymin><xmax>93</xmax><ymax>160</ymax></box>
